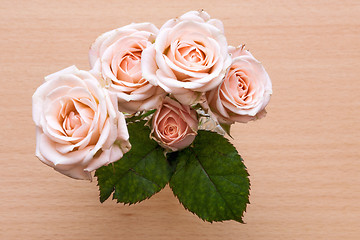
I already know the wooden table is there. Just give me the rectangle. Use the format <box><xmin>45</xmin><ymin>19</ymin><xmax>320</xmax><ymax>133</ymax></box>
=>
<box><xmin>1</xmin><ymin>0</ymin><xmax>359</xmax><ymax>239</ymax></box>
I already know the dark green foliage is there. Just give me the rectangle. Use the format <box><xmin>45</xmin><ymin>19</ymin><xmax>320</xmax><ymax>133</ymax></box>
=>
<box><xmin>169</xmin><ymin>130</ymin><xmax>250</xmax><ymax>223</ymax></box>
<box><xmin>96</xmin><ymin>122</ymin><xmax>250</xmax><ymax>223</ymax></box>
<box><xmin>95</xmin><ymin>121</ymin><xmax>172</xmax><ymax>204</ymax></box>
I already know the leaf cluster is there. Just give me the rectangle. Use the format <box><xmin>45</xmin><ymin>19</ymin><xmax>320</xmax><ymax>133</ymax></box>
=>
<box><xmin>95</xmin><ymin>121</ymin><xmax>250</xmax><ymax>222</ymax></box>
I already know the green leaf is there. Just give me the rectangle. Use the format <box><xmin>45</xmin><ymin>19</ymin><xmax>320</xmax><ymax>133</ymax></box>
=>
<box><xmin>169</xmin><ymin>130</ymin><xmax>250</xmax><ymax>223</ymax></box>
<box><xmin>166</xmin><ymin>151</ymin><xmax>180</xmax><ymax>175</ymax></box>
<box><xmin>95</xmin><ymin>120</ymin><xmax>172</xmax><ymax>204</ymax></box>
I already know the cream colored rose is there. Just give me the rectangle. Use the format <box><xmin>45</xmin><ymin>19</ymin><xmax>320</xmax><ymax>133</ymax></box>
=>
<box><xmin>32</xmin><ymin>66</ymin><xmax>131</xmax><ymax>180</ymax></box>
<box><xmin>89</xmin><ymin>23</ymin><xmax>165</xmax><ymax>114</ymax></box>
<box><xmin>151</xmin><ymin>97</ymin><xmax>198</xmax><ymax>151</ymax></box>
<box><xmin>206</xmin><ymin>46</ymin><xmax>272</xmax><ymax>124</ymax></box>
<box><xmin>142</xmin><ymin>10</ymin><xmax>231</xmax><ymax>105</ymax></box>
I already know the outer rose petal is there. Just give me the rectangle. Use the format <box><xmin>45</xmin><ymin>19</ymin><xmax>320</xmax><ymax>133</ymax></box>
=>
<box><xmin>32</xmin><ymin>66</ymin><xmax>131</xmax><ymax>180</ymax></box>
<box><xmin>151</xmin><ymin>97</ymin><xmax>198</xmax><ymax>151</ymax></box>
<box><xmin>206</xmin><ymin>46</ymin><xmax>272</xmax><ymax>124</ymax></box>
<box><xmin>172</xmin><ymin>91</ymin><xmax>202</xmax><ymax>106</ymax></box>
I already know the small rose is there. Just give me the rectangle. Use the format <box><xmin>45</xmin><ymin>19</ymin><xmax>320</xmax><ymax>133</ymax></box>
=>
<box><xmin>142</xmin><ymin>10</ymin><xmax>231</xmax><ymax>105</ymax></box>
<box><xmin>151</xmin><ymin>97</ymin><xmax>198</xmax><ymax>151</ymax></box>
<box><xmin>206</xmin><ymin>46</ymin><xmax>272</xmax><ymax>124</ymax></box>
<box><xmin>89</xmin><ymin>23</ymin><xmax>165</xmax><ymax>114</ymax></box>
<box><xmin>32</xmin><ymin>66</ymin><xmax>131</xmax><ymax>180</ymax></box>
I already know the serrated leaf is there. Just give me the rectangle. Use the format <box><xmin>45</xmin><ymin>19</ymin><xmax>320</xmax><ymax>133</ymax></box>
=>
<box><xmin>95</xmin><ymin>120</ymin><xmax>172</xmax><ymax>204</ymax></box>
<box><xmin>169</xmin><ymin>130</ymin><xmax>250</xmax><ymax>223</ymax></box>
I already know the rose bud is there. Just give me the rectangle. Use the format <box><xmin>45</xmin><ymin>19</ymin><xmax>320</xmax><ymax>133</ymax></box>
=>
<box><xmin>89</xmin><ymin>23</ymin><xmax>166</xmax><ymax>114</ymax></box>
<box><xmin>151</xmin><ymin>97</ymin><xmax>198</xmax><ymax>151</ymax></box>
<box><xmin>32</xmin><ymin>66</ymin><xmax>131</xmax><ymax>180</ymax></box>
<box><xmin>142</xmin><ymin>10</ymin><xmax>231</xmax><ymax>105</ymax></box>
<box><xmin>206</xmin><ymin>46</ymin><xmax>272</xmax><ymax>124</ymax></box>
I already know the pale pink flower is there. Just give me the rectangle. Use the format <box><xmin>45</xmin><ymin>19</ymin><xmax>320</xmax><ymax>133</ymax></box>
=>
<box><xmin>32</xmin><ymin>66</ymin><xmax>131</xmax><ymax>180</ymax></box>
<box><xmin>89</xmin><ymin>23</ymin><xmax>165</xmax><ymax>114</ymax></box>
<box><xmin>142</xmin><ymin>10</ymin><xmax>231</xmax><ymax>105</ymax></box>
<box><xmin>206</xmin><ymin>46</ymin><xmax>272</xmax><ymax>124</ymax></box>
<box><xmin>151</xmin><ymin>97</ymin><xmax>198</xmax><ymax>151</ymax></box>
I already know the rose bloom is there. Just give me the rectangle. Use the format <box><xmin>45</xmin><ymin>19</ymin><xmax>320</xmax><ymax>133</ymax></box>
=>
<box><xmin>151</xmin><ymin>97</ymin><xmax>198</xmax><ymax>151</ymax></box>
<box><xmin>89</xmin><ymin>23</ymin><xmax>165</xmax><ymax>114</ymax></box>
<box><xmin>142</xmin><ymin>10</ymin><xmax>231</xmax><ymax>105</ymax></box>
<box><xmin>206</xmin><ymin>46</ymin><xmax>272</xmax><ymax>124</ymax></box>
<box><xmin>32</xmin><ymin>66</ymin><xmax>131</xmax><ymax>180</ymax></box>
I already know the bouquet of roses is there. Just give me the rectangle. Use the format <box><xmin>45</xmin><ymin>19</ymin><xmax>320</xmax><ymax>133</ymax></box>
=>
<box><xmin>32</xmin><ymin>10</ymin><xmax>272</xmax><ymax>223</ymax></box>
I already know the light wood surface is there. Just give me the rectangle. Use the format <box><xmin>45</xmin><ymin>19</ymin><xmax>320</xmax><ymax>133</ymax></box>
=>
<box><xmin>1</xmin><ymin>0</ymin><xmax>359</xmax><ymax>239</ymax></box>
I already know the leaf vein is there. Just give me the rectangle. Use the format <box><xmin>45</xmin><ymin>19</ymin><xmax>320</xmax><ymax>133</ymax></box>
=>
<box><xmin>191</xmin><ymin>149</ymin><xmax>238</xmax><ymax>219</ymax></box>
<box><xmin>129</xmin><ymin>168</ymin><xmax>161</xmax><ymax>189</ymax></box>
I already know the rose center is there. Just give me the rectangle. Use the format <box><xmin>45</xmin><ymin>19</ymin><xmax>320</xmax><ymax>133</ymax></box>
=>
<box><xmin>64</xmin><ymin>111</ymin><xmax>81</xmax><ymax>131</ymax></box>
<box><xmin>184</xmin><ymin>49</ymin><xmax>203</xmax><ymax>63</ymax></box>
<box><xmin>59</xmin><ymin>99</ymin><xmax>93</xmax><ymax>138</ymax></box>
<box><xmin>160</xmin><ymin>115</ymin><xmax>184</xmax><ymax>139</ymax></box>
<box><xmin>164</xmin><ymin>124</ymin><xmax>178</xmax><ymax>136</ymax></box>
<box><xmin>115</xmin><ymin>42</ymin><xmax>147</xmax><ymax>83</ymax></box>
<box><xmin>120</xmin><ymin>51</ymin><xmax>141</xmax><ymax>71</ymax></box>
<box><xmin>235</xmin><ymin>71</ymin><xmax>253</xmax><ymax>102</ymax></box>
<box><xmin>63</xmin><ymin>111</ymin><xmax>82</xmax><ymax>136</ymax></box>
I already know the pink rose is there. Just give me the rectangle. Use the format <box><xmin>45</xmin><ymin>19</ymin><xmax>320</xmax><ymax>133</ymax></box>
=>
<box><xmin>89</xmin><ymin>23</ymin><xmax>165</xmax><ymax>114</ymax></box>
<box><xmin>206</xmin><ymin>46</ymin><xmax>272</xmax><ymax>124</ymax></box>
<box><xmin>151</xmin><ymin>97</ymin><xmax>198</xmax><ymax>151</ymax></box>
<box><xmin>32</xmin><ymin>66</ymin><xmax>131</xmax><ymax>180</ymax></box>
<box><xmin>142</xmin><ymin>10</ymin><xmax>231</xmax><ymax>105</ymax></box>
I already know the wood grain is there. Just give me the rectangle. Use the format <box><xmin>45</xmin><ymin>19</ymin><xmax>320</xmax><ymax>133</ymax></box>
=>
<box><xmin>0</xmin><ymin>0</ymin><xmax>359</xmax><ymax>239</ymax></box>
